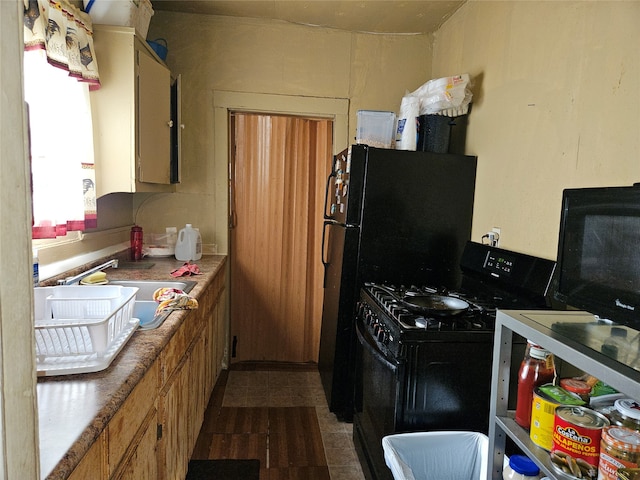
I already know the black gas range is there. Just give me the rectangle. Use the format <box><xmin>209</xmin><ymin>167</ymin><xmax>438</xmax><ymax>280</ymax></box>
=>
<box><xmin>359</xmin><ymin>283</ymin><xmax>497</xmax><ymax>360</ymax></box>
<box><xmin>353</xmin><ymin>241</ymin><xmax>557</xmax><ymax>480</ymax></box>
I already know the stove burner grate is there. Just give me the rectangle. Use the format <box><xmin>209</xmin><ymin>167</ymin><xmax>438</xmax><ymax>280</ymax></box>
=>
<box><xmin>365</xmin><ymin>283</ymin><xmax>495</xmax><ymax>332</ymax></box>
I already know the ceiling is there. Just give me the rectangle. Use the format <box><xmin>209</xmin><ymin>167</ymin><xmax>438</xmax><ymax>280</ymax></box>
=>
<box><xmin>151</xmin><ymin>0</ymin><xmax>467</xmax><ymax>35</ymax></box>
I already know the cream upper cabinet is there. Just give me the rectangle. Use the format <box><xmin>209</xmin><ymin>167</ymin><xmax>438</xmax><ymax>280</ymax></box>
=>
<box><xmin>91</xmin><ymin>26</ymin><xmax>175</xmax><ymax>197</ymax></box>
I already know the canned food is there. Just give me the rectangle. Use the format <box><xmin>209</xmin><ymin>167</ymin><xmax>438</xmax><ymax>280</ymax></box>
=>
<box><xmin>599</xmin><ymin>426</ymin><xmax>640</xmax><ymax>480</ymax></box>
<box><xmin>560</xmin><ymin>378</ymin><xmax>592</xmax><ymax>404</ymax></box>
<box><xmin>551</xmin><ymin>406</ymin><xmax>610</xmax><ymax>479</ymax></box>
<box><xmin>531</xmin><ymin>384</ymin><xmax>586</xmax><ymax>451</ymax></box>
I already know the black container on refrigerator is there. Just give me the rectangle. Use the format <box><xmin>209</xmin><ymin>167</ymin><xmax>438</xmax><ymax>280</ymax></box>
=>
<box><xmin>318</xmin><ymin>144</ymin><xmax>478</xmax><ymax>421</ymax></box>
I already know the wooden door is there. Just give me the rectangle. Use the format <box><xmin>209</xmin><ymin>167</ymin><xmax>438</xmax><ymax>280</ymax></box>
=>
<box><xmin>230</xmin><ymin>113</ymin><xmax>332</xmax><ymax>363</ymax></box>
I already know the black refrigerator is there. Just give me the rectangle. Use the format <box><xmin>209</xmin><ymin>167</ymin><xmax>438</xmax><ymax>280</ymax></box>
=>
<box><xmin>318</xmin><ymin>144</ymin><xmax>478</xmax><ymax>421</ymax></box>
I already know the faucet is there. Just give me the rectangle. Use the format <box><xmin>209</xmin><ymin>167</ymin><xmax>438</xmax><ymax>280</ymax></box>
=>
<box><xmin>57</xmin><ymin>259</ymin><xmax>119</xmax><ymax>285</ymax></box>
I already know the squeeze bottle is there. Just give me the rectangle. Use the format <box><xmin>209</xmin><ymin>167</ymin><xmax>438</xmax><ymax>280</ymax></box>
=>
<box><xmin>514</xmin><ymin>341</ymin><xmax>555</xmax><ymax>429</ymax></box>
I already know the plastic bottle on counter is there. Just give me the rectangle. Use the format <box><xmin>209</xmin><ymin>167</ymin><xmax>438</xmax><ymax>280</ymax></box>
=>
<box><xmin>130</xmin><ymin>225</ymin><xmax>143</xmax><ymax>261</ymax></box>
<box><xmin>175</xmin><ymin>224</ymin><xmax>202</xmax><ymax>261</ymax></box>
<box><xmin>515</xmin><ymin>341</ymin><xmax>556</xmax><ymax>429</ymax></box>
<box><xmin>503</xmin><ymin>455</ymin><xmax>542</xmax><ymax>480</ymax></box>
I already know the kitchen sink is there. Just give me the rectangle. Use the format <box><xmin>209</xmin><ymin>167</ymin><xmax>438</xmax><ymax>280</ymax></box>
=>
<box><xmin>108</xmin><ymin>280</ymin><xmax>197</xmax><ymax>330</ymax></box>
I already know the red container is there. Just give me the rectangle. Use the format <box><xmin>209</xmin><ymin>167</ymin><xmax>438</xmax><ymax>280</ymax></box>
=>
<box><xmin>515</xmin><ymin>341</ymin><xmax>556</xmax><ymax>429</ymax></box>
<box><xmin>130</xmin><ymin>225</ymin><xmax>143</xmax><ymax>261</ymax></box>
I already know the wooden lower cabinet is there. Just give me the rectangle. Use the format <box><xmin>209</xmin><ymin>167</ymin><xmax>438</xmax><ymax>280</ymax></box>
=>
<box><xmin>108</xmin><ymin>362</ymin><xmax>159</xmax><ymax>477</ymax></box>
<box><xmin>158</xmin><ymin>269</ymin><xmax>227</xmax><ymax>479</ymax></box>
<box><xmin>159</xmin><ymin>354</ymin><xmax>191</xmax><ymax>480</ymax></box>
<box><xmin>68</xmin><ymin>267</ymin><xmax>226</xmax><ymax>480</ymax></box>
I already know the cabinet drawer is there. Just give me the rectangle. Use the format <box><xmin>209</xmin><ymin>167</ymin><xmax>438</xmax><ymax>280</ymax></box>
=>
<box><xmin>107</xmin><ymin>361</ymin><xmax>159</xmax><ymax>475</ymax></box>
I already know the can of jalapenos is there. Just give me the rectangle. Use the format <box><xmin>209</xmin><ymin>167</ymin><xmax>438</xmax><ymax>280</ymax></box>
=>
<box><xmin>551</xmin><ymin>406</ymin><xmax>609</xmax><ymax>479</ymax></box>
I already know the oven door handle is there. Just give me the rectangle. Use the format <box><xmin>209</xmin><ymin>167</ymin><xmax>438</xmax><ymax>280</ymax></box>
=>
<box><xmin>355</xmin><ymin>320</ymin><xmax>399</xmax><ymax>370</ymax></box>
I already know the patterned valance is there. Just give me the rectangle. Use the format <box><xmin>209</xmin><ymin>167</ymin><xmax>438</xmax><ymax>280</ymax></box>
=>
<box><xmin>23</xmin><ymin>0</ymin><xmax>100</xmax><ymax>89</ymax></box>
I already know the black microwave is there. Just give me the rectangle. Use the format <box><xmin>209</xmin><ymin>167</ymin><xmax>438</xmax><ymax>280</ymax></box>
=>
<box><xmin>555</xmin><ymin>184</ymin><xmax>640</xmax><ymax>326</ymax></box>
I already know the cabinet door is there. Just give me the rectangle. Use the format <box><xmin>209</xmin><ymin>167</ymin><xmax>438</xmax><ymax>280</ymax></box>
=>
<box><xmin>189</xmin><ymin>335</ymin><xmax>207</xmax><ymax>450</ymax></box>
<box><xmin>107</xmin><ymin>361</ymin><xmax>159</xmax><ymax>476</ymax></box>
<box><xmin>159</xmin><ymin>358</ymin><xmax>190</xmax><ymax>480</ymax></box>
<box><xmin>112</xmin><ymin>408</ymin><xmax>158</xmax><ymax>480</ymax></box>
<box><xmin>137</xmin><ymin>49</ymin><xmax>171</xmax><ymax>184</ymax></box>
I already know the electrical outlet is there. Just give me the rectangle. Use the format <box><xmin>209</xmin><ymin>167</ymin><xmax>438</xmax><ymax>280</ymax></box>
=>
<box><xmin>492</xmin><ymin>227</ymin><xmax>501</xmax><ymax>247</ymax></box>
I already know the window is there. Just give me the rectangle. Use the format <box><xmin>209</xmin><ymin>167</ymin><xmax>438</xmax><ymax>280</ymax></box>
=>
<box><xmin>23</xmin><ymin>0</ymin><xmax>100</xmax><ymax>240</ymax></box>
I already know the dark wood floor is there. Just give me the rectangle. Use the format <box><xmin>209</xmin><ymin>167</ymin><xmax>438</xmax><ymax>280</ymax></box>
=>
<box><xmin>191</xmin><ymin>363</ymin><xmax>364</xmax><ymax>480</ymax></box>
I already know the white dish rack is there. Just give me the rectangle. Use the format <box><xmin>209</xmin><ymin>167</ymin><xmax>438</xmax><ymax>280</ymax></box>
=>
<box><xmin>34</xmin><ymin>285</ymin><xmax>140</xmax><ymax>376</ymax></box>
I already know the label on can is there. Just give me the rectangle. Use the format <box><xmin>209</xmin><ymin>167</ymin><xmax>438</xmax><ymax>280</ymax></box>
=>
<box><xmin>531</xmin><ymin>384</ymin><xmax>587</xmax><ymax>451</ymax></box>
<box><xmin>531</xmin><ymin>387</ymin><xmax>562</xmax><ymax>450</ymax></box>
<box><xmin>551</xmin><ymin>406</ymin><xmax>609</xmax><ymax>479</ymax></box>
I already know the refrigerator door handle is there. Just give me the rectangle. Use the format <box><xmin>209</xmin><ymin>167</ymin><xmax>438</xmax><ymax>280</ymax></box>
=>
<box><xmin>323</xmin><ymin>171</ymin><xmax>336</xmax><ymax>220</ymax></box>
<box><xmin>321</xmin><ymin>220</ymin><xmax>332</xmax><ymax>267</ymax></box>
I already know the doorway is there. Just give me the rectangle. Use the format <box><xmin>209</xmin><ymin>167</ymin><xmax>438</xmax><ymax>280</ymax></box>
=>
<box><xmin>229</xmin><ymin>112</ymin><xmax>332</xmax><ymax>363</ymax></box>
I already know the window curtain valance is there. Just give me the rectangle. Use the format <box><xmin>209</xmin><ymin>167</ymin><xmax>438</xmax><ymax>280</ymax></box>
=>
<box><xmin>23</xmin><ymin>0</ymin><xmax>100</xmax><ymax>89</ymax></box>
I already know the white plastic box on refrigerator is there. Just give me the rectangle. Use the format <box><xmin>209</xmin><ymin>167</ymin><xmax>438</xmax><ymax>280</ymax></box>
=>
<box><xmin>356</xmin><ymin>110</ymin><xmax>396</xmax><ymax>149</ymax></box>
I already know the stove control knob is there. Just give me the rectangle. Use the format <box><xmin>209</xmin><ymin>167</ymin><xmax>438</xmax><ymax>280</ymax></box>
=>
<box><xmin>373</xmin><ymin>324</ymin><xmax>382</xmax><ymax>336</ymax></box>
<box><xmin>377</xmin><ymin>329</ymin><xmax>388</xmax><ymax>343</ymax></box>
<box><xmin>366</xmin><ymin>312</ymin><xmax>375</xmax><ymax>326</ymax></box>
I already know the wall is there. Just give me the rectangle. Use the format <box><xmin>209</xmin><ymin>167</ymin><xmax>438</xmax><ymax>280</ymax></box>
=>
<box><xmin>432</xmin><ymin>0</ymin><xmax>640</xmax><ymax>259</ymax></box>
<box><xmin>143</xmin><ymin>13</ymin><xmax>433</xmax><ymax>253</ymax></box>
<box><xmin>1</xmin><ymin>0</ymin><xmax>40</xmax><ymax>476</ymax></box>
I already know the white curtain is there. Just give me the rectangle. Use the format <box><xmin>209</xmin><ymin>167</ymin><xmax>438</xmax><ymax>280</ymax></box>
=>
<box><xmin>23</xmin><ymin>0</ymin><xmax>100</xmax><ymax>238</ymax></box>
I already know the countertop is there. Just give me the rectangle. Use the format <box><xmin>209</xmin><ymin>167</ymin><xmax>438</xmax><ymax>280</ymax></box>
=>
<box><xmin>37</xmin><ymin>254</ymin><xmax>227</xmax><ymax>480</ymax></box>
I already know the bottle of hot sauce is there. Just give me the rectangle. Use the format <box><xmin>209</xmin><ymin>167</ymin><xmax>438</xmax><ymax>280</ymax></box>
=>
<box><xmin>514</xmin><ymin>340</ymin><xmax>556</xmax><ymax>429</ymax></box>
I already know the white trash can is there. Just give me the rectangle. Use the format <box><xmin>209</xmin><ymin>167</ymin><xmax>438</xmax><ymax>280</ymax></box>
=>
<box><xmin>382</xmin><ymin>431</ymin><xmax>489</xmax><ymax>480</ymax></box>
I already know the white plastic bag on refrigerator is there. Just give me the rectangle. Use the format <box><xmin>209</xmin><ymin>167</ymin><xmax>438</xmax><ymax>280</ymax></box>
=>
<box><xmin>411</xmin><ymin>74</ymin><xmax>472</xmax><ymax>116</ymax></box>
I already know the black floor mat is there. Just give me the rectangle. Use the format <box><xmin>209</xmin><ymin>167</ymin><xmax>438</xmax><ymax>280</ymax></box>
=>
<box><xmin>186</xmin><ymin>459</ymin><xmax>260</xmax><ymax>480</ymax></box>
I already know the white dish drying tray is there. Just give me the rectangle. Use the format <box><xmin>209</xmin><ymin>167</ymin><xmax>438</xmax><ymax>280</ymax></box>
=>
<box><xmin>34</xmin><ymin>285</ymin><xmax>139</xmax><ymax>376</ymax></box>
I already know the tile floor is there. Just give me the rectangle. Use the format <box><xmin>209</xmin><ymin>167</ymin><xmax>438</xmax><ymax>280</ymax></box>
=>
<box><xmin>194</xmin><ymin>364</ymin><xmax>365</xmax><ymax>480</ymax></box>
